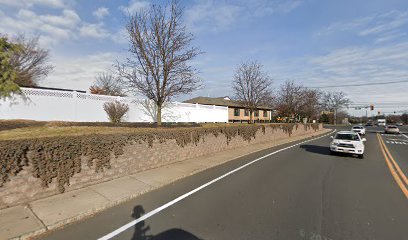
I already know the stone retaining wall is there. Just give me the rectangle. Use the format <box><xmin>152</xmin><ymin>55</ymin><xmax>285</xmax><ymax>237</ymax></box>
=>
<box><xmin>0</xmin><ymin>124</ymin><xmax>324</xmax><ymax>209</ymax></box>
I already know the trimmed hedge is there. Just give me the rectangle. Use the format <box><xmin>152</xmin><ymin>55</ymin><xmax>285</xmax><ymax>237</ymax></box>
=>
<box><xmin>0</xmin><ymin>123</ymin><xmax>319</xmax><ymax>193</ymax></box>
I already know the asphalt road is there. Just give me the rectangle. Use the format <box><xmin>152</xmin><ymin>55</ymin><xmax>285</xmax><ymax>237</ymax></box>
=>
<box><xmin>38</xmin><ymin>128</ymin><xmax>408</xmax><ymax>240</ymax></box>
<box><xmin>364</xmin><ymin>125</ymin><xmax>408</xmax><ymax>134</ymax></box>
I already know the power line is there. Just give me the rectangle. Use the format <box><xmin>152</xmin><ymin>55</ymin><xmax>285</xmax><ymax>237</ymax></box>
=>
<box><xmin>350</xmin><ymin>101</ymin><xmax>408</xmax><ymax>105</ymax></box>
<box><xmin>349</xmin><ymin>104</ymin><xmax>408</xmax><ymax>107</ymax></box>
<box><xmin>309</xmin><ymin>79</ymin><xmax>408</xmax><ymax>88</ymax></box>
<box><xmin>350</xmin><ymin>106</ymin><xmax>408</xmax><ymax>109</ymax></box>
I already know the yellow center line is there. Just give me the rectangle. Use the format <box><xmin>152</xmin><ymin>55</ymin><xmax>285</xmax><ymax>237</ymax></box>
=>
<box><xmin>377</xmin><ymin>133</ymin><xmax>408</xmax><ymax>199</ymax></box>
<box><xmin>378</xmin><ymin>134</ymin><xmax>408</xmax><ymax>186</ymax></box>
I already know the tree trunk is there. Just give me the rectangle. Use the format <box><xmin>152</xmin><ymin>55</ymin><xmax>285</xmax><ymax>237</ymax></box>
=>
<box><xmin>334</xmin><ymin>109</ymin><xmax>337</xmax><ymax>125</ymax></box>
<box><xmin>250</xmin><ymin>110</ymin><xmax>253</xmax><ymax>124</ymax></box>
<box><xmin>157</xmin><ymin>104</ymin><xmax>162</xmax><ymax>126</ymax></box>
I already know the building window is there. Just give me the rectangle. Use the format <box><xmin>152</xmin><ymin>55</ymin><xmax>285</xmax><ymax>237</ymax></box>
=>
<box><xmin>263</xmin><ymin>110</ymin><xmax>268</xmax><ymax>117</ymax></box>
<box><xmin>244</xmin><ymin>109</ymin><xmax>249</xmax><ymax>116</ymax></box>
<box><xmin>234</xmin><ymin>108</ymin><xmax>240</xmax><ymax>116</ymax></box>
<box><xmin>254</xmin><ymin>110</ymin><xmax>259</xmax><ymax>117</ymax></box>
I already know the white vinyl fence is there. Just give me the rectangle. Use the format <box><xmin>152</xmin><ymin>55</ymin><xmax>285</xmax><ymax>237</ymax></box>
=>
<box><xmin>0</xmin><ymin>88</ymin><xmax>228</xmax><ymax>123</ymax></box>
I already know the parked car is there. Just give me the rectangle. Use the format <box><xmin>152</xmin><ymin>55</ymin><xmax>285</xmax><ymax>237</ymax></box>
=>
<box><xmin>330</xmin><ymin>131</ymin><xmax>366</xmax><ymax>158</ymax></box>
<box><xmin>384</xmin><ymin>125</ymin><xmax>400</xmax><ymax>134</ymax></box>
<box><xmin>365</xmin><ymin>122</ymin><xmax>373</xmax><ymax>126</ymax></box>
<box><xmin>396</xmin><ymin>122</ymin><xmax>403</xmax><ymax>126</ymax></box>
<box><xmin>351</xmin><ymin>125</ymin><xmax>366</xmax><ymax>135</ymax></box>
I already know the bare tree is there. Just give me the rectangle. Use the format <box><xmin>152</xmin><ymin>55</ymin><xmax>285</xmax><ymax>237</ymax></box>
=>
<box><xmin>275</xmin><ymin>80</ymin><xmax>304</xmax><ymax>122</ymax></box>
<box><xmin>10</xmin><ymin>34</ymin><xmax>53</xmax><ymax>87</ymax></box>
<box><xmin>232</xmin><ymin>61</ymin><xmax>273</xmax><ymax>123</ymax></box>
<box><xmin>117</xmin><ymin>0</ymin><xmax>201</xmax><ymax>126</ymax></box>
<box><xmin>321</xmin><ymin>91</ymin><xmax>350</xmax><ymax>124</ymax></box>
<box><xmin>299</xmin><ymin>88</ymin><xmax>322</xmax><ymax>122</ymax></box>
<box><xmin>401</xmin><ymin>113</ymin><xmax>408</xmax><ymax>124</ymax></box>
<box><xmin>90</xmin><ymin>72</ymin><xmax>123</xmax><ymax>96</ymax></box>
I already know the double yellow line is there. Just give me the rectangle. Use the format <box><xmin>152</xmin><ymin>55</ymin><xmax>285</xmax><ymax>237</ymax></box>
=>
<box><xmin>377</xmin><ymin>133</ymin><xmax>408</xmax><ymax>199</ymax></box>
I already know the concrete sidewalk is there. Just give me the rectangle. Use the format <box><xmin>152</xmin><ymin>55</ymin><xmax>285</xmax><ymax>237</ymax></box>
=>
<box><xmin>0</xmin><ymin>129</ymin><xmax>330</xmax><ymax>240</ymax></box>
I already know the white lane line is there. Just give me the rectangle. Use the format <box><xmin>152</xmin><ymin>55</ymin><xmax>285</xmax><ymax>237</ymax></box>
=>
<box><xmin>403</xmin><ymin>134</ymin><xmax>408</xmax><ymax>139</ymax></box>
<box><xmin>386</xmin><ymin>141</ymin><xmax>408</xmax><ymax>145</ymax></box>
<box><xmin>97</xmin><ymin>130</ymin><xmax>336</xmax><ymax>240</ymax></box>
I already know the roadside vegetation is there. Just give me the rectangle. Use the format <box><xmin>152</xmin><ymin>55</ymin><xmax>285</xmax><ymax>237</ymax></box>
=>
<box><xmin>0</xmin><ymin>120</ymin><xmax>321</xmax><ymax>140</ymax></box>
<box><xmin>0</xmin><ymin>34</ymin><xmax>53</xmax><ymax>99</ymax></box>
<box><xmin>0</xmin><ymin>122</ymin><xmax>320</xmax><ymax>193</ymax></box>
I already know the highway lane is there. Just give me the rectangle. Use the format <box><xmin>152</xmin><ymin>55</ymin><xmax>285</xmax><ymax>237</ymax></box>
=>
<box><xmin>38</xmin><ymin>130</ymin><xmax>408</xmax><ymax>240</ymax></box>
<box><xmin>365</xmin><ymin>125</ymin><xmax>408</xmax><ymax>134</ymax></box>
<box><xmin>380</xmin><ymin>133</ymin><xmax>408</xmax><ymax>170</ymax></box>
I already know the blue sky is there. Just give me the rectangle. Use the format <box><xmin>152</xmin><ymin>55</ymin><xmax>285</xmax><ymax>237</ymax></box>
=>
<box><xmin>1</xmin><ymin>0</ymin><xmax>408</xmax><ymax>116</ymax></box>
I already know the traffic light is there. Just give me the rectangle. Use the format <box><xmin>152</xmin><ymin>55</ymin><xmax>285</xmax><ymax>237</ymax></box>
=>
<box><xmin>370</xmin><ymin>105</ymin><xmax>374</xmax><ymax>110</ymax></box>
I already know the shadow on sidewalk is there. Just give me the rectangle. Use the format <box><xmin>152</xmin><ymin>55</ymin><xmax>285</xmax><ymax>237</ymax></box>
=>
<box><xmin>299</xmin><ymin>144</ymin><xmax>332</xmax><ymax>156</ymax></box>
<box><xmin>131</xmin><ymin>205</ymin><xmax>202</xmax><ymax>240</ymax></box>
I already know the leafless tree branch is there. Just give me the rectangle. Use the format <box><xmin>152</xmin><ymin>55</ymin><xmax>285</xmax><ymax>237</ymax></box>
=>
<box><xmin>117</xmin><ymin>0</ymin><xmax>201</xmax><ymax>125</ymax></box>
<box><xmin>232</xmin><ymin>60</ymin><xmax>273</xmax><ymax>123</ymax></box>
<box><xmin>10</xmin><ymin>34</ymin><xmax>53</xmax><ymax>87</ymax></box>
<box><xmin>90</xmin><ymin>72</ymin><xmax>124</xmax><ymax>96</ymax></box>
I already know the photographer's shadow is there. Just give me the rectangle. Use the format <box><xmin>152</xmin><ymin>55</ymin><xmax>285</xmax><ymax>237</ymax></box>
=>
<box><xmin>131</xmin><ymin>205</ymin><xmax>202</xmax><ymax>240</ymax></box>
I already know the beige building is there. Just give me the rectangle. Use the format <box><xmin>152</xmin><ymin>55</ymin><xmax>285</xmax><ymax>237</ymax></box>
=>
<box><xmin>184</xmin><ymin>96</ymin><xmax>272</xmax><ymax>123</ymax></box>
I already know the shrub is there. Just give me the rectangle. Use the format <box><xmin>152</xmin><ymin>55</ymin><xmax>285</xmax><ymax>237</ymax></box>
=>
<box><xmin>103</xmin><ymin>101</ymin><xmax>129</xmax><ymax>123</ymax></box>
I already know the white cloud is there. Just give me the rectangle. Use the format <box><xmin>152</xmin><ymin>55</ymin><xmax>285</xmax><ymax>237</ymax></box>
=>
<box><xmin>375</xmin><ymin>31</ymin><xmax>407</xmax><ymax>43</ymax></box>
<box><xmin>358</xmin><ymin>12</ymin><xmax>408</xmax><ymax>37</ymax></box>
<box><xmin>43</xmin><ymin>52</ymin><xmax>122</xmax><ymax>90</ymax></box>
<box><xmin>119</xmin><ymin>0</ymin><xmax>149</xmax><ymax>14</ymax></box>
<box><xmin>0</xmin><ymin>0</ymin><xmax>66</xmax><ymax>8</ymax></box>
<box><xmin>0</xmin><ymin>6</ymin><xmax>112</xmax><ymax>45</ymax></box>
<box><xmin>39</xmin><ymin>9</ymin><xmax>81</xmax><ymax>28</ymax></box>
<box><xmin>185</xmin><ymin>0</ymin><xmax>303</xmax><ymax>33</ymax></box>
<box><xmin>185</xmin><ymin>1</ymin><xmax>242</xmax><ymax>33</ymax></box>
<box><xmin>111</xmin><ymin>27</ymin><xmax>128</xmax><ymax>44</ymax></box>
<box><xmin>318</xmin><ymin>10</ymin><xmax>408</xmax><ymax>43</ymax></box>
<box><xmin>0</xmin><ymin>8</ymin><xmax>79</xmax><ymax>45</ymax></box>
<box><xmin>249</xmin><ymin>0</ymin><xmax>302</xmax><ymax>16</ymax></box>
<box><xmin>291</xmin><ymin>43</ymin><xmax>408</xmax><ymax>106</ymax></box>
<box><xmin>93</xmin><ymin>7</ymin><xmax>110</xmax><ymax>19</ymax></box>
<box><xmin>79</xmin><ymin>23</ymin><xmax>110</xmax><ymax>39</ymax></box>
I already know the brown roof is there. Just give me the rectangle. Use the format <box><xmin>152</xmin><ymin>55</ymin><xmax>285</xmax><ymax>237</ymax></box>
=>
<box><xmin>183</xmin><ymin>97</ymin><xmax>272</xmax><ymax>110</ymax></box>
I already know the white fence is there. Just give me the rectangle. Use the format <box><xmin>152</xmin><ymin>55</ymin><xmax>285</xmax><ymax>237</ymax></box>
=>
<box><xmin>0</xmin><ymin>88</ymin><xmax>228</xmax><ymax>123</ymax></box>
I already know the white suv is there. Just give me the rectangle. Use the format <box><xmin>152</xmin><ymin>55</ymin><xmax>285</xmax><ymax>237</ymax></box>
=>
<box><xmin>330</xmin><ymin>131</ymin><xmax>366</xmax><ymax>158</ymax></box>
<box><xmin>351</xmin><ymin>125</ymin><xmax>366</xmax><ymax>135</ymax></box>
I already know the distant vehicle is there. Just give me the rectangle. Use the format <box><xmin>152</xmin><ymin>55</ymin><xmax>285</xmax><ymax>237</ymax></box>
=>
<box><xmin>384</xmin><ymin>125</ymin><xmax>400</xmax><ymax>134</ymax></box>
<box><xmin>377</xmin><ymin>119</ymin><xmax>386</xmax><ymax>127</ymax></box>
<box><xmin>365</xmin><ymin>122</ymin><xmax>373</xmax><ymax>126</ymax></box>
<box><xmin>351</xmin><ymin>125</ymin><xmax>366</xmax><ymax>135</ymax></box>
<box><xmin>396</xmin><ymin>122</ymin><xmax>403</xmax><ymax>126</ymax></box>
<box><xmin>330</xmin><ymin>131</ymin><xmax>366</xmax><ymax>158</ymax></box>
